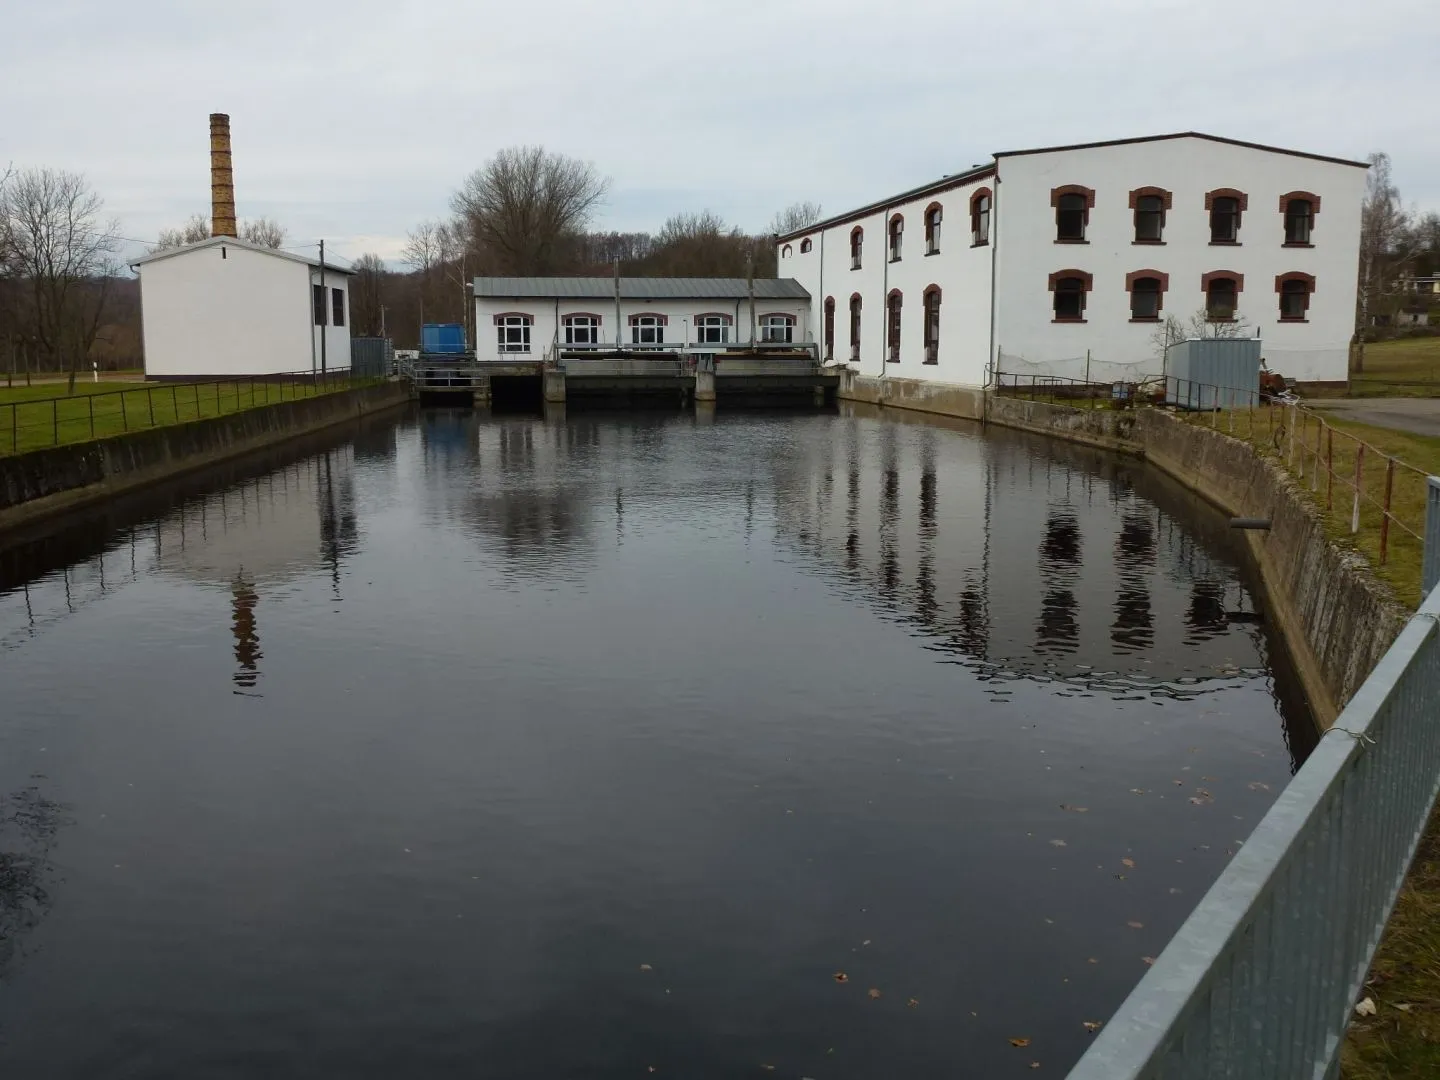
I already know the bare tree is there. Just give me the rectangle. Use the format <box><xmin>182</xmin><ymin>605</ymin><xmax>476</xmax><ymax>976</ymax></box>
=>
<box><xmin>451</xmin><ymin>146</ymin><xmax>609</xmax><ymax>275</ymax></box>
<box><xmin>1355</xmin><ymin>152</ymin><xmax>1413</xmax><ymax>373</ymax></box>
<box><xmin>769</xmin><ymin>201</ymin><xmax>823</xmax><ymax>237</ymax></box>
<box><xmin>0</xmin><ymin>167</ymin><xmax>120</xmax><ymax>391</ymax></box>
<box><xmin>153</xmin><ymin>213</ymin><xmax>211</xmax><ymax>251</ymax></box>
<box><xmin>153</xmin><ymin>213</ymin><xmax>287</xmax><ymax>251</ymax></box>
<box><xmin>1150</xmin><ymin>308</ymin><xmax>1254</xmax><ymax>365</ymax></box>
<box><xmin>349</xmin><ymin>253</ymin><xmax>387</xmax><ymax>337</ymax></box>
<box><xmin>240</xmin><ymin>216</ymin><xmax>286</xmax><ymax>249</ymax></box>
<box><xmin>403</xmin><ymin>220</ymin><xmax>447</xmax><ymax>325</ymax></box>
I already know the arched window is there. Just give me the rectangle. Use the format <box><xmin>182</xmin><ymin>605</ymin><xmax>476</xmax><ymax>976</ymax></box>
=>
<box><xmin>800</xmin><ymin>237</ymin><xmax>813</xmax><ymax>253</ymax></box>
<box><xmin>1276</xmin><ymin>272</ymin><xmax>1316</xmax><ymax>321</ymax></box>
<box><xmin>1048</xmin><ymin>270</ymin><xmax>1093</xmax><ymax>322</ymax></box>
<box><xmin>781</xmin><ymin>243</ymin><xmax>793</xmax><ymax>258</ymax></box>
<box><xmin>760</xmin><ymin>313</ymin><xmax>796</xmax><ymax>343</ymax></box>
<box><xmin>1125</xmin><ymin>271</ymin><xmax>1168</xmax><ymax>321</ymax></box>
<box><xmin>1130</xmin><ymin>187</ymin><xmax>1171</xmax><ymax>243</ymax></box>
<box><xmin>886</xmin><ymin>289</ymin><xmax>903</xmax><ymax>361</ymax></box>
<box><xmin>849</xmin><ymin>293</ymin><xmax>862</xmax><ymax>361</ymax></box>
<box><xmin>888</xmin><ymin>214</ymin><xmax>904</xmax><ymax>262</ymax></box>
<box><xmin>971</xmin><ymin>188</ymin><xmax>992</xmax><ymax>246</ymax></box>
<box><xmin>495</xmin><ymin>312</ymin><xmax>533</xmax><ymax>353</ymax></box>
<box><xmin>823</xmin><ymin>296</ymin><xmax>835</xmax><ymax>361</ymax></box>
<box><xmin>694</xmin><ymin>312</ymin><xmax>732</xmax><ymax>344</ymax></box>
<box><xmin>922</xmin><ymin>286</ymin><xmax>941</xmax><ymax>365</ymax></box>
<box><xmin>1206</xmin><ymin>189</ymin><xmax>1248</xmax><ymax>243</ymax></box>
<box><xmin>629</xmin><ymin>312</ymin><xmax>667</xmax><ymax>345</ymax></box>
<box><xmin>1202</xmin><ymin>271</ymin><xmax>1244</xmax><ymax>321</ymax></box>
<box><xmin>1051</xmin><ymin>185</ymin><xmax>1094</xmax><ymax>242</ymax></box>
<box><xmin>850</xmin><ymin>226</ymin><xmax>863</xmax><ymax>269</ymax></box>
<box><xmin>563</xmin><ymin>312</ymin><xmax>601</xmax><ymax>345</ymax></box>
<box><xmin>1281</xmin><ymin>192</ymin><xmax>1320</xmax><ymax>246</ymax></box>
<box><xmin>924</xmin><ymin>202</ymin><xmax>943</xmax><ymax>254</ymax></box>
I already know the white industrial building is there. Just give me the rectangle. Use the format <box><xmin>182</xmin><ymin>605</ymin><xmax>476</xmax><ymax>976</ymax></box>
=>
<box><xmin>776</xmin><ymin>132</ymin><xmax>1367</xmax><ymax>388</ymax></box>
<box><xmin>133</xmin><ymin>236</ymin><xmax>354</xmax><ymax>379</ymax></box>
<box><xmin>472</xmin><ymin>277</ymin><xmax>811</xmax><ymax>360</ymax></box>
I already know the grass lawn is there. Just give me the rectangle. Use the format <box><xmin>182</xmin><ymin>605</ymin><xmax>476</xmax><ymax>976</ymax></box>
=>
<box><xmin>1301</xmin><ymin>336</ymin><xmax>1440</xmax><ymax>399</ymax></box>
<box><xmin>0</xmin><ymin>377</ymin><xmax>371</xmax><ymax>456</ymax></box>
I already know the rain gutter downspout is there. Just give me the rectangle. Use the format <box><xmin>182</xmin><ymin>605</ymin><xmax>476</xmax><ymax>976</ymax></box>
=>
<box><xmin>985</xmin><ymin>168</ymin><xmax>1000</xmax><ymax>426</ymax></box>
<box><xmin>879</xmin><ymin>204</ymin><xmax>890</xmax><ymax>377</ymax></box>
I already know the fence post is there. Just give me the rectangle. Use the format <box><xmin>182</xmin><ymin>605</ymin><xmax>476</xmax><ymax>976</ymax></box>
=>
<box><xmin>1313</xmin><ymin>416</ymin><xmax>1322</xmax><ymax>491</ymax></box>
<box><xmin>121</xmin><ymin>390</ymin><xmax>128</xmax><ymax>431</ymax></box>
<box><xmin>1289</xmin><ymin>405</ymin><xmax>1298</xmax><ymax>468</ymax></box>
<box><xmin>52</xmin><ymin>398</ymin><xmax>58</xmax><ymax>446</ymax></box>
<box><xmin>171</xmin><ymin>384</ymin><xmax>179</xmax><ymax>421</ymax></box>
<box><xmin>216</xmin><ymin>381</ymin><xmax>221</xmax><ymax>416</ymax></box>
<box><xmin>1380</xmin><ymin>458</ymin><xmax>1395</xmax><ymax>565</ymax></box>
<box><xmin>1425</xmin><ymin>477</ymin><xmax>1440</xmax><ymax>597</ymax></box>
<box><xmin>1326</xmin><ymin>428</ymin><xmax>1333</xmax><ymax>510</ymax></box>
<box><xmin>194</xmin><ymin>382</ymin><xmax>200</xmax><ymax>418</ymax></box>
<box><xmin>1352</xmin><ymin>444</ymin><xmax>1365</xmax><ymax>534</ymax></box>
<box><xmin>10</xmin><ymin>403</ymin><xmax>16</xmax><ymax>453</ymax></box>
<box><xmin>88</xmin><ymin>394</ymin><xmax>95</xmax><ymax>440</ymax></box>
<box><xmin>147</xmin><ymin>386</ymin><xmax>156</xmax><ymax>427</ymax></box>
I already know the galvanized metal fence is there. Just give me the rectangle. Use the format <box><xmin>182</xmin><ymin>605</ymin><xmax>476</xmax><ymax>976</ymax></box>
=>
<box><xmin>1068</xmin><ymin>554</ymin><xmax>1440</xmax><ymax>1079</ymax></box>
<box><xmin>1</xmin><ymin>369</ymin><xmax>370</xmax><ymax>456</ymax></box>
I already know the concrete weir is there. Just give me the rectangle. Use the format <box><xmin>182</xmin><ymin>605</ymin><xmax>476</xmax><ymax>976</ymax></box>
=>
<box><xmin>835</xmin><ymin>369</ymin><xmax>1409</xmax><ymax>728</ymax></box>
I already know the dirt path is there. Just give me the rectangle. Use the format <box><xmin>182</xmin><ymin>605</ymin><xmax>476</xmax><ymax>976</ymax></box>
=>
<box><xmin>1309</xmin><ymin>398</ymin><xmax>1440</xmax><ymax>438</ymax></box>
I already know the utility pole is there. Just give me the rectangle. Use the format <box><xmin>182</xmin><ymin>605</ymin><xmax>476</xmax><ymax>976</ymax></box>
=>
<box><xmin>319</xmin><ymin>239</ymin><xmax>328</xmax><ymax>376</ymax></box>
<box><xmin>614</xmin><ymin>257</ymin><xmax>622</xmax><ymax>349</ymax></box>
<box><xmin>746</xmin><ymin>250</ymin><xmax>756</xmax><ymax>347</ymax></box>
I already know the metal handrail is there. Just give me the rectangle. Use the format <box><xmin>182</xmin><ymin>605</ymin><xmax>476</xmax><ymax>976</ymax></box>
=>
<box><xmin>2</xmin><ymin>369</ymin><xmax>370</xmax><ymax>456</ymax></box>
<box><xmin>1069</xmin><ymin>567</ymin><xmax>1440</xmax><ymax>1079</ymax></box>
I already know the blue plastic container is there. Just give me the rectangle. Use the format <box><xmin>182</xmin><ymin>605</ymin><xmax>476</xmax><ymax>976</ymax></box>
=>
<box><xmin>421</xmin><ymin>323</ymin><xmax>467</xmax><ymax>355</ymax></box>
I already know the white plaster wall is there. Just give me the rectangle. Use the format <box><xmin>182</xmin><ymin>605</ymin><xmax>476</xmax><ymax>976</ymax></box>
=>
<box><xmin>140</xmin><ymin>244</ymin><xmax>311</xmax><ymax>376</ymax></box>
<box><xmin>992</xmin><ymin>137</ymin><xmax>1365</xmax><ymax>383</ymax></box>
<box><xmin>778</xmin><ymin>175</ymin><xmax>996</xmax><ymax>387</ymax></box>
<box><xmin>472</xmin><ymin>296</ymin><xmax>811</xmax><ymax>359</ymax></box>
<box><xmin>310</xmin><ymin>270</ymin><xmax>353</xmax><ymax>371</ymax></box>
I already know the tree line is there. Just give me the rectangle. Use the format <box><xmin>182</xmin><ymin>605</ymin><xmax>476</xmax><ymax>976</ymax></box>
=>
<box><xmin>5</xmin><ymin>143</ymin><xmax>1436</xmax><ymax>380</ymax></box>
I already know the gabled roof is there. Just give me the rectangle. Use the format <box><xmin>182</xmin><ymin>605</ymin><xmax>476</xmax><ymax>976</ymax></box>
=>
<box><xmin>474</xmin><ymin>276</ymin><xmax>810</xmax><ymax>300</ymax></box>
<box><xmin>130</xmin><ymin>235</ymin><xmax>357</xmax><ymax>274</ymax></box>
<box><xmin>776</xmin><ymin>131</ymin><xmax>1367</xmax><ymax>244</ymax></box>
<box><xmin>991</xmin><ymin>131</ymin><xmax>1370</xmax><ymax>169</ymax></box>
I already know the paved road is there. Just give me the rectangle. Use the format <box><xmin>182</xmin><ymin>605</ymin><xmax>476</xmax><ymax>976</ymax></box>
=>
<box><xmin>1310</xmin><ymin>397</ymin><xmax>1440</xmax><ymax>438</ymax></box>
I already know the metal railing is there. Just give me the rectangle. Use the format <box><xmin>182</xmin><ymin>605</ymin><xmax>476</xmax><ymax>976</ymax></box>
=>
<box><xmin>2</xmin><ymin>369</ymin><xmax>370</xmax><ymax>456</ymax></box>
<box><xmin>1069</xmin><ymin>547</ymin><xmax>1440</xmax><ymax>1079</ymax></box>
<box><xmin>1427</xmin><ymin>478</ymin><xmax>1440</xmax><ymax>595</ymax></box>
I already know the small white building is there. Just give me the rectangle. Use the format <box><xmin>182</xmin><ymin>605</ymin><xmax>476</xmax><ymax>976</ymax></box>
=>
<box><xmin>132</xmin><ymin>236</ymin><xmax>354</xmax><ymax>379</ymax></box>
<box><xmin>776</xmin><ymin>132</ymin><xmax>1367</xmax><ymax>388</ymax></box>
<box><xmin>472</xmin><ymin>277</ymin><xmax>812</xmax><ymax>360</ymax></box>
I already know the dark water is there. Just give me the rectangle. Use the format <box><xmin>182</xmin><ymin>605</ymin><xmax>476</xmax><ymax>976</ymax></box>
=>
<box><xmin>0</xmin><ymin>404</ymin><xmax>1313</xmax><ymax>1079</ymax></box>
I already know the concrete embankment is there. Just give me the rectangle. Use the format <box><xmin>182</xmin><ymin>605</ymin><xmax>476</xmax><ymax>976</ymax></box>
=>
<box><xmin>0</xmin><ymin>382</ymin><xmax>410</xmax><ymax>532</ymax></box>
<box><xmin>840</xmin><ymin>371</ymin><xmax>1409</xmax><ymax>726</ymax></box>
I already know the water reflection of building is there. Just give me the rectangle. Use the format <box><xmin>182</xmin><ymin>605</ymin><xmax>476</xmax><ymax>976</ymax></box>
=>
<box><xmin>773</xmin><ymin>414</ymin><xmax>1265</xmax><ymax>687</ymax></box>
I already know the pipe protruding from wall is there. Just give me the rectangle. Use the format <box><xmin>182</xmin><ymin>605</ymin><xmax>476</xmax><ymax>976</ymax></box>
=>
<box><xmin>209</xmin><ymin>112</ymin><xmax>238</xmax><ymax>238</ymax></box>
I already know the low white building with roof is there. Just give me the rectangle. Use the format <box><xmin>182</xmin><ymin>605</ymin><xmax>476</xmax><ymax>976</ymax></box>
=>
<box><xmin>132</xmin><ymin>236</ymin><xmax>355</xmax><ymax>379</ymax></box>
<box><xmin>472</xmin><ymin>277</ymin><xmax>812</xmax><ymax>361</ymax></box>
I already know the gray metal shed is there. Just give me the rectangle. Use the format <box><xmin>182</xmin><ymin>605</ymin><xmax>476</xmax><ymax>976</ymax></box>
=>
<box><xmin>1164</xmin><ymin>338</ymin><xmax>1263</xmax><ymax>410</ymax></box>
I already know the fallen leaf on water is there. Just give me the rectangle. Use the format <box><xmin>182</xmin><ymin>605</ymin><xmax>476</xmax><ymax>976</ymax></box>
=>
<box><xmin>1113</xmin><ymin>874</ymin><xmax>1127</xmax><ymax>881</ymax></box>
<box><xmin>1087</xmin><ymin>957</ymin><xmax>1098</xmax><ymax>965</ymax></box>
<box><xmin>868</xmin><ymin>988</ymin><xmax>882</xmax><ymax>1000</ymax></box>
<box><xmin>761</xmin><ymin>1066</ymin><xmax>775</xmax><ymax>1072</ymax></box>
<box><xmin>1129</xmin><ymin>788</ymin><xmax>1146</xmax><ymax>796</ymax></box>
<box><xmin>1082</xmin><ymin>1021</ymin><xmax>1102</xmax><ymax>1032</ymax></box>
<box><xmin>1060</xmin><ymin>804</ymin><xmax>1089</xmax><ymax>813</ymax></box>
<box><xmin>1169</xmin><ymin>887</ymin><xmax>1183</xmax><ymax>894</ymax></box>
<box><xmin>1009</xmin><ymin>1037</ymin><xmax>1031</xmax><ymax>1047</ymax></box>
<box><xmin>1355</xmin><ymin>997</ymin><xmax>1377</xmax><ymax>1017</ymax></box>
<box><xmin>1189</xmin><ymin>796</ymin><xmax>1210</xmax><ymax>806</ymax></box>
<box><xmin>862</xmin><ymin>939</ymin><xmax>871</xmax><ymax>946</ymax></box>
<box><xmin>1121</xmin><ymin>858</ymin><xmax>1135</xmax><ymax>869</ymax></box>
<box><xmin>647</xmin><ymin>1068</ymin><xmax>656</xmax><ymax>1074</ymax></box>
<box><xmin>639</xmin><ymin>964</ymin><xmax>653</xmax><ymax>972</ymax></box>
<box><xmin>833</xmin><ymin>972</ymin><xmax>849</xmax><ymax>983</ymax></box>
<box><xmin>1197</xmin><ymin>789</ymin><xmax>1213</xmax><ymax>798</ymax></box>
<box><xmin>1030</xmin><ymin>1063</ymin><xmax>1041</xmax><ymax>1070</ymax></box>
<box><xmin>1127</xmin><ymin>920</ymin><xmax>1144</xmax><ymax>929</ymax></box>
<box><xmin>1049</xmin><ymin>839</ymin><xmax>1068</xmax><ymax>848</ymax></box>
<box><xmin>1142</xmin><ymin>957</ymin><xmax>1156</xmax><ymax>966</ymax></box>
<box><xmin>1248</xmin><ymin>781</ymin><xmax>1271</xmax><ymax>792</ymax></box>
<box><xmin>908</xmin><ymin>998</ymin><xmax>919</xmax><ymax>1008</ymax></box>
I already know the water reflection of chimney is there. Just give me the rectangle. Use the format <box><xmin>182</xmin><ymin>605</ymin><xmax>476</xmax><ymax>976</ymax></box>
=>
<box><xmin>916</xmin><ymin>456</ymin><xmax>938</xmax><ymax>621</ymax></box>
<box><xmin>879</xmin><ymin>467</ymin><xmax>900</xmax><ymax>598</ymax></box>
<box><xmin>231</xmin><ymin>576</ymin><xmax>262</xmax><ymax>694</ymax></box>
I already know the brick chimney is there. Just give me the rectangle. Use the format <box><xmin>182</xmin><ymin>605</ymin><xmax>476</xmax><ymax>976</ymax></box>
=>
<box><xmin>209</xmin><ymin>113</ymin><xmax>238</xmax><ymax>238</ymax></box>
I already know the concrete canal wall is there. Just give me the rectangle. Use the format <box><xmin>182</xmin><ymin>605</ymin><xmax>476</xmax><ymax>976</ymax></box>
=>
<box><xmin>0</xmin><ymin>382</ymin><xmax>409</xmax><ymax>532</ymax></box>
<box><xmin>840</xmin><ymin>372</ymin><xmax>1409</xmax><ymax>727</ymax></box>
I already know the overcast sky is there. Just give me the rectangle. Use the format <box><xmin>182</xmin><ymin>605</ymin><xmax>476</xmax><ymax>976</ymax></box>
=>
<box><xmin>4</xmin><ymin>0</ymin><xmax>1436</xmax><ymax>269</ymax></box>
